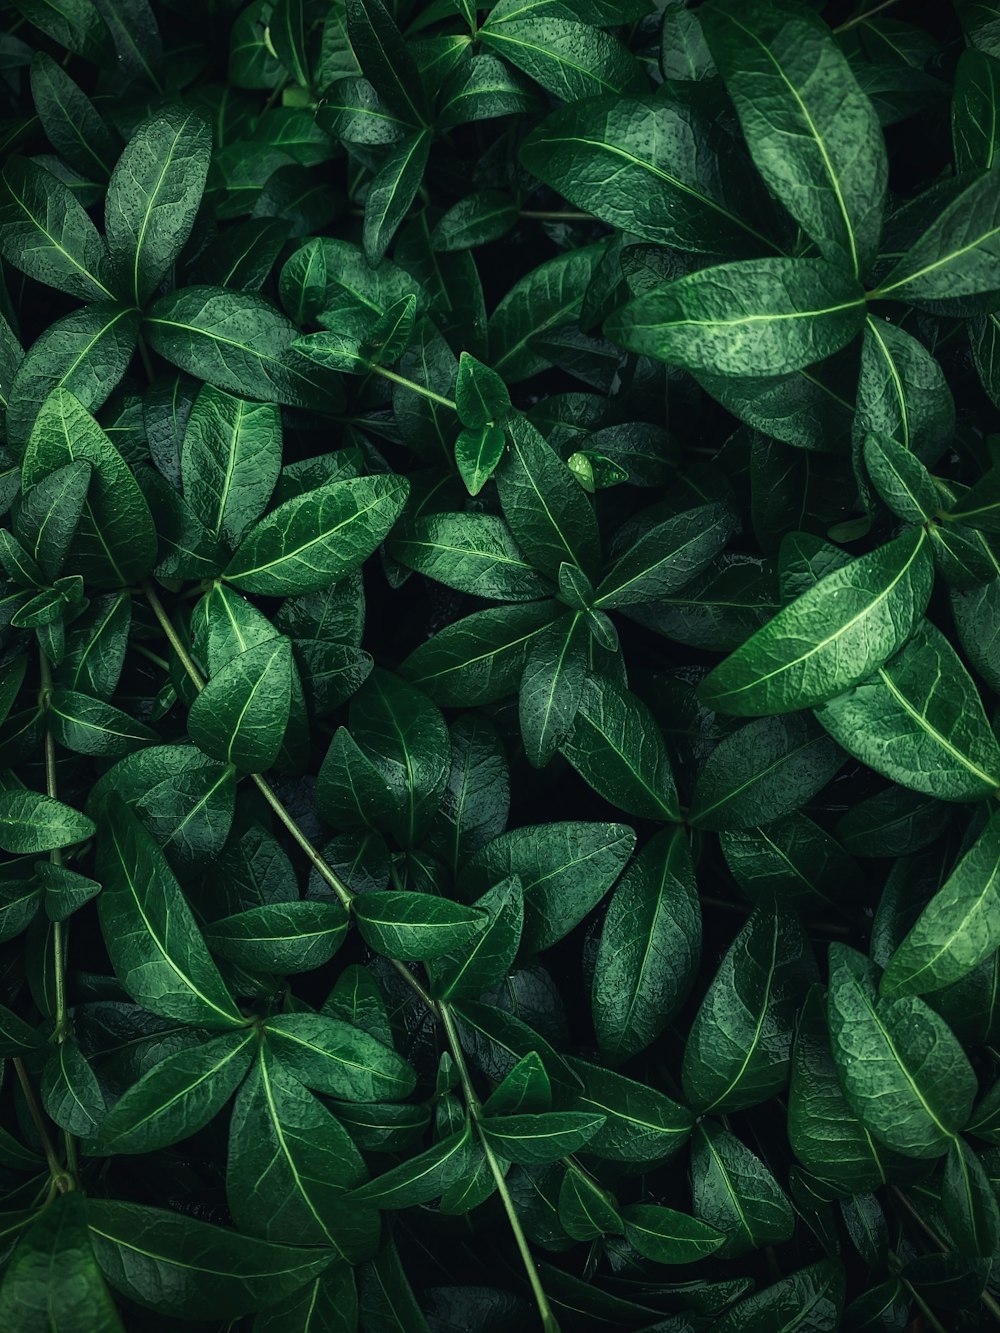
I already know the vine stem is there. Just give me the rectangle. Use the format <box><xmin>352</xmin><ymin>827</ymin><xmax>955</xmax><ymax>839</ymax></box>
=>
<box><xmin>13</xmin><ymin>1058</ymin><xmax>71</xmax><ymax>1192</ymax></box>
<box><xmin>437</xmin><ymin>1003</ymin><xmax>560</xmax><ymax>1332</ymax></box>
<box><xmin>519</xmin><ymin>210</ymin><xmax>592</xmax><ymax>221</ymax></box>
<box><xmin>38</xmin><ymin>651</ymin><xmax>77</xmax><ymax>1180</ymax></box>
<box><xmin>368</xmin><ymin>363</ymin><xmax>457</xmax><ymax>411</ymax></box>
<box><xmin>833</xmin><ymin>0</ymin><xmax>900</xmax><ymax>33</ymax></box>
<box><xmin>142</xmin><ymin>580</ymin><xmax>556</xmax><ymax>1327</ymax></box>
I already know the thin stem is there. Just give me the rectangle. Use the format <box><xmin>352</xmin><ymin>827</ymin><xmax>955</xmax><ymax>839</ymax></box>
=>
<box><xmin>142</xmin><ymin>580</ymin><xmax>205</xmax><ymax>688</ymax></box>
<box><xmin>132</xmin><ymin>642</ymin><xmax>171</xmax><ymax>671</ymax></box>
<box><xmin>38</xmin><ymin>652</ymin><xmax>75</xmax><ymax>1176</ymax></box>
<box><xmin>438</xmin><ymin>1003</ymin><xmax>560</xmax><ymax>1331</ymax></box>
<box><xmin>369</xmin><ymin>363</ymin><xmax>457</xmax><ymax>411</ymax></box>
<box><xmin>13</xmin><ymin>1059</ymin><xmax>71</xmax><ymax>1191</ymax></box>
<box><xmin>143</xmin><ymin>578</ymin><xmax>556</xmax><ymax>1328</ymax></box>
<box><xmin>519</xmin><ymin>210</ymin><xmax>592</xmax><ymax>221</ymax></box>
<box><xmin>833</xmin><ymin>0</ymin><xmax>900</xmax><ymax>33</ymax></box>
<box><xmin>250</xmin><ymin>773</ymin><xmax>353</xmax><ymax>911</ymax></box>
<box><xmin>902</xmin><ymin>1277</ymin><xmax>950</xmax><ymax>1333</ymax></box>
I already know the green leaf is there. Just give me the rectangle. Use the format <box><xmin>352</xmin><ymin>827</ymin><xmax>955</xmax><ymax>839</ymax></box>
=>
<box><xmin>605</xmin><ymin>258</ymin><xmax>867</xmax><ymax>378</ymax></box>
<box><xmin>23</xmin><ymin>388</ymin><xmax>157</xmax><ymax>587</ymax></box>
<box><xmin>188</xmin><ymin>637</ymin><xmax>291</xmax><ymax>772</ymax></box>
<box><xmin>863</xmin><ymin>430</ymin><xmax>942</xmax><ymax>522</ymax></box>
<box><xmin>455</xmin><ymin>423</ymin><xmax>506</xmax><ymax>497</ymax></box>
<box><xmin>88</xmin><ymin>743</ymin><xmax>235</xmax><ymax>872</ymax></box>
<box><xmin>698</xmin><ymin>527</ymin><xmax>933</xmax><ymax>716</ymax></box>
<box><xmin>180</xmin><ymin>385</ymin><xmax>281</xmax><ymax>549</ymax></box>
<box><xmin>95</xmin><ymin>796</ymin><xmax>244</xmax><ymax>1029</ymax></box>
<box><xmin>6</xmin><ymin>303</ymin><xmax>139</xmax><ymax>449</ymax></box>
<box><xmin>206</xmin><ymin>900</ymin><xmax>348</xmax><ymax>974</ymax></box>
<box><xmin>264</xmin><ymin>1012</ymin><xmax>415</xmax><ymax>1101</ymax></box>
<box><xmin>433</xmin><ymin>191</ymin><xmax>517</xmax><ymax>252</ymax></box>
<box><xmin>363</xmin><ymin>132</ymin><xmax>431</xmax><ymax>264</ymax></box>
<box><xmin>391</xmin><ymin>511</ymin><xmax>553</xmax><ymax>602</ymax></box>
<box><xmin>13</xmin><ymin>0</ymin><xmax>113</xmax><ymax>65</ymax></box>
<box><xmin>558</xmin><ymin>1163</ymin><xmax>621</xmax><ymax>1241</ymax></box>
<box><xmin>347</xmin><ymin>0</ymin><xmax>428</xmax><ymax>126</ymax></box>
<box><xmin>620</xmin><ymin>1204</ymin><xmax>725</xmax><ymax>1265</ymax></box>
<box><xmin>87</xmin><ymin>1200</ymin><xmax>332</xmax><ymax>1320</ymax></box>
<box><xmin>691</xmin><ymin>1120</ymin><xmax>794</xmax><ymax>1257</ymax></box>
<box><xmin>228</xmin><ymin>1045</ymin><xmax>375</xmax><ymax>1259</ymax></box>
<box><xmin>348</xmin><ymin>668</ymin><xmax>450</xmax><ymax>846</ymax></box>
<box><xmin>428</xmin><ymin>875</ymin><xmax>523</xmax><ymax>1000</ymax></box>
<box><xmin>489</xmin><ymin>243</ymin><xmax>608</xmax><ymax>382</ymax></box>
<box><xmin>145</xmin><ymin>286</ymin><xmax>344</xmax><ymax>409</ymax></box>
<box><xmin>566</xmin><ymin>1057</ymin><xmax>692</xmax><ymax>1163</ymax></box>
<box><xmin>402</xmin><ymin>601</ymin><xmax>562</xmax><ymax>705</ymax></box>
<box><xmin>941</xmin><ymin>1138</ymin><xmax>1000</xmax><ymax>1257</ymax></box>
<box><xmin>814</xmin><ymin>619</ymin><xmax>1000</xmax><ymax>802</ymax></box>
<box><xmin>881</xmin><ymin>812</ymin><xmax>1000</xmax><ymax>997</ymax></box>
<box><xmin>354</xmin><ymin>891</ymin><xmax>487</xmax><ymax>960</ymax></box>
<box><xmin>682</xmin><ymin>903</ymin><xmax>815</xmax><ymax>1114</ymax></box>
<box><xmin>520</xmin><ymin>94</ymin><xmax>770</xmax><ymax>256</ymax></box>
<box><xmin>720</xmin><ymin>812</ymin><xmax>859</xmax><ymax>912</ymax></box>
<box><xmin>41</xmin><ymin>1036</ymin><xmax>106</xmax><ymax>1136</ymax></box>
<box><xmin>592</xmin><ymin>828</ymin><xmax>699</xmax><ymax>1062</ymax></box>
<box><xmin>30</xmin><ymin>52</ymin><xmax>119</xmax><ymax>182</ymax></box>
<box><xmin>875</xmin><ymin>169</ymin><xmax>1000</xmax><ymax>309</ymax></box>
<box><xmin>953</xmin><ymin>48</ymin><xmax>1000</xmax><ymax>175</ymax></box>
<box><xmin>855</xmin><ymin>320</ymin><xmax>954</xmax><ymax>463</ymax></box>
<box><xmin>0</xmin><ymin>789</ymin><xmax>93</xmax><ymax>853</ymax></box>
<box><xmin>714</xmin><ymin>1261</ymin><xmax>844</xmax><ymax>1333</ymax></box>
<box><xmin>0</xmin><ymin>156</ymin><xmax>113</xmax><ymax>302</ymax></box>
<box><xmin>40</xmin><ymin>863</ymin><xmax>100</xmax><ymax>921</ymax></box>
<box><xmin>827</xmin><ymin>945</ymin><xmax>977</xmax><ymax>1158</ymax></box>
<box><xmin>690</xmin><ymin>714</ymin><xmax>844</xmax><ymax>831</ymax></box>
<box><xmin>497</xmin><ymin>414</ymin><xmax>600</xmax><ymax>580</ymax></box>
<box><xmin>224</xmin><ymin>473</ymin><xmax>409</xmax><ymax>595</ymax></box>
<box><xmin>14</xmin><ymin>459</ymin><xmax>91</xmax><ymax>580</ymax></box>
<box><xmin>460</xmin><ymin>820</ymin><xmax>635</xmax><ymax>952</ymax></box>
<box><xmin>254</xmin><ymin>1269</ymin><xmax>357</xmax><ymax>1333</ymax></box>
<box><xmin>427</xmin><ymin>713</ymin><xmax>510</xmax><ymax>873</ymax></box>
<box><xmin>789</xmin><ymin>986</ymin><xmax>905</xmax><ymax>1196</ymax></box>
<box><xmin>479</xmin><ymin>1110</ymin><xmax>604</xmax><ymax>1165</ymax></box>
<box><xmin>95</xmin><ymin>1030</ymin><xmax>256</xmax><ymax>1154</ymax></box>
<box><xmin>519</xmin><ymin>609</ymin><xmax>587</xmax><ymax>768</ymax></box>
<box><xmin>560</xmin><ymin>675</ymin><xmax>679</xmax><ymax>821</ymax></box>
<box><xmin>483</xmin><ymin>1051</ymin><xmax>551</xmax><ymax>1117</ymax></box>
<box><xmin>594</xmin><ymin>502</ymin><xmax>737</xmax><ymax>610</ymax></box>
<box><xmin>105</xmin><ymin>107</ymin><xmax>211</xmax><ymax>304</ymax></box>
<box><xmin>480</xmin><ymin>14</ymin><xmax>640</xmax><ymax>102</ymax></box>
<box><xmin>0</xmin><ymin>1195</ymin><xmax>123</xmax><ymax>1333</ymax></box>
<box><xmin>701</xmin><ymin>0</ymin><xmax>886</xmax><ymax>276</ymax></box>
<box><xmin>49</xmin><ymin>688</ymin><xmax>157</xmax><ymax>758</ymax></box>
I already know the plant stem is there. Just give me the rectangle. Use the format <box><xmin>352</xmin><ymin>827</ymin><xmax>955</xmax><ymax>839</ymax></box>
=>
<box><xmin>142</xmin><ymin>580</ymin><xmax>205</xmax><ymax>686</ymax></box>
<box><xmin>132</xmin><ymin>642</ymin><xmax>171</xmax><ymax>672</ymax></box>
<box><xmin>13</xmin><ymin>1058</ymin><xmax>71</xmax><ymax>1191</ymax></box>
<box><xmin>38</xmin><ymin>651</ymin><xmax>75</xmax><ymax>1176</ymax></box>
<box><xmin>519</xmin><ymin>210</ymin><xmax>592</xmax><ymax>222</ymax></box>
<box><xmin>142</xmin><ymin>577</ymin><xmax>557</xmax><ymax>1328</ymax></box>
<box><xmin>250</xmin><ymin>772</ymin><xmax>353</xmax><ymax>910</ymax></box>
<box><xmin>368</xmin><ymin>363</ymin><xmax>457</xmax><ymax>411</ymax></box>
<box><xmin>833</xmin><ymin>0</ymin><xmax>900</xmax><ymax>33</ymax></box>
<box><xmin>438</xmin><ymin>1002</ymin><xmax>560</xmax><ymax>1332</ymax></box>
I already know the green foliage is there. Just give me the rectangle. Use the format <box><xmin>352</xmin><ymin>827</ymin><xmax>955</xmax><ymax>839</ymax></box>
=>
<box><xmin>0</xmin><ymin>1</ymin><xmax>999</xmax><ymax>1330</ymax></box>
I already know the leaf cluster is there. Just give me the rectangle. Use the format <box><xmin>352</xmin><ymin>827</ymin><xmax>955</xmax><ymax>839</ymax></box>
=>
<box><xmin>1</xmin><ymin>0</ymin><xmax>1000</xmax><ymax>1331</ymax></box>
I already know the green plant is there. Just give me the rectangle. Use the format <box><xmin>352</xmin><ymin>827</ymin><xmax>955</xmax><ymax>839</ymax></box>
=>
<box><xmin>0</xmin><ymin>0</ymin><xmax>1000</xmax><ymax>1329</ymax></box>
